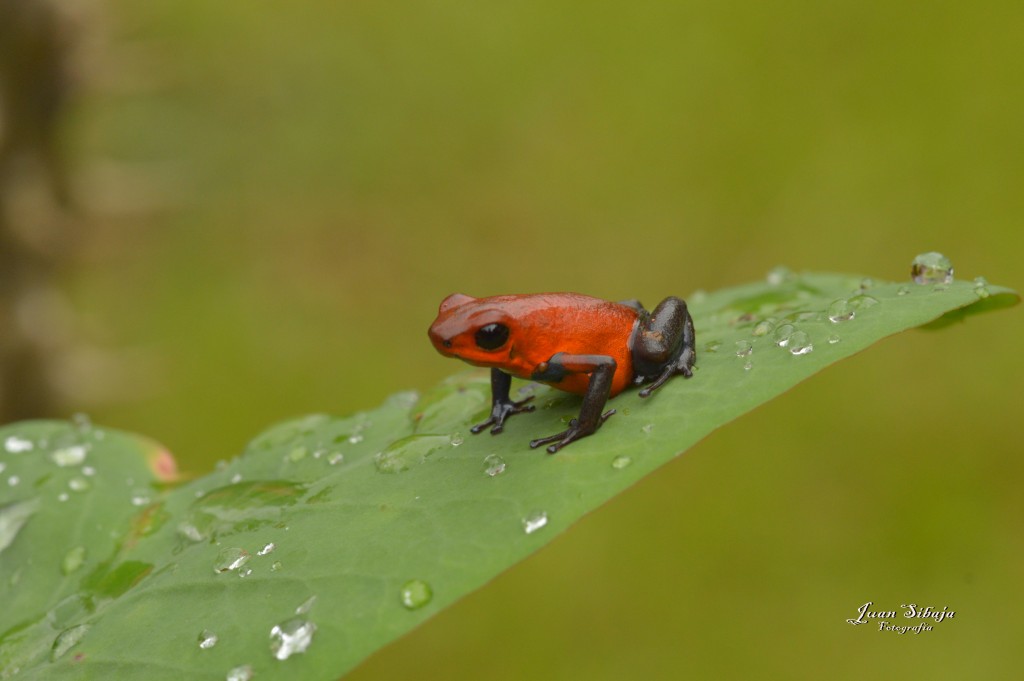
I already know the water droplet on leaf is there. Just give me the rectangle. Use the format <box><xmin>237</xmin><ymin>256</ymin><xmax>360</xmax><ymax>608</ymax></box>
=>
<box><xmin>787</xmin><ymin>331</ymin><xmax>813</xmax><ymax>356</ymax></box>
<box><xmin>752</xmin><ymin>319</ymin><xmax>775</xmax><ymax>337</ymax></box>
<box><xmin>766</xmin><ymin>266</ymin><xmax>793</xmax><ymax>286</ymax></box>
<box><xmin>213</xmin><ymin>548</ymin><xmax>250</xmax><ymax>574</ymax></box>
<box><xmin>483</xmin><ymin>454</ymin><xmax>506</xmax><ymax>477</ymax></box>
<box><xmin>62</xmin><ymin>546</ymin><xmax>87</xmax><ymax>575</ymax></box>
<box><xmin>68</xmin><ymin>477</ymin><xmax>90</xmax><ymax>492</ymax></box>
<box><xmin>295</xmin><ymin>596</ymin><xmax>317</xmax><ymax>615</ymax></box>
<box><xmin>51</xmin><ymin>445</ymin><xmax>88</xmax><ymax>467</ymax></box>
<box><xmin>374</xmin><ymin>435</ymin><xmax>448</xmax><ymax>473</ymax></box>
<box><xmin>773</xmin><ymin>324</ymin><xmax>795</xmax><ymax>347</ymax></box>
<box><xmin>257</xmin><ymin>542</ymin><xmax>276</xmax><ymax>557</ymax></box>
<box><xmin>911</xmin><ymin>252</ymin><xmax>953</xmax><ymax>284</ymax></box>
<box><xmin>522</xmin><ymin>511</ymin><xmax>548</xmax><ymax>535</ymax></box>
<box><xmin>51</xmin><ymin>624</ymin><xmax>90</xmax><ymax>661</ymax></box>
<box><xmin>611</xmin><ymin>456</ymin><xmax>632</xmax><ymax>470</ymax></box>
<box><xmin>827</xmin><ymin>299</ymin><xmax>854</xmax><ymax>323</ymax></box>
<box><xmin>897</xmin><ymin>285</ymin><xmax>910</xmax><ymax>296</ymax></box>
<box><xmin>828</xmin><ymin>334</ymin><xmax>841</xmax><ymax>344</ymax></box>
<box><xmin>4</xmin><ymin>435</ymin><xmax>34</xmax><ymax>453</ymax></box>
<box><xmin>226</xmin><ymin>664</ymin><xmax>253</xmax><ymax>681</ymax></box>
<box><xmin>269</xmin><ymin>618</ymin><xmax>316</xmax><ymax>660</ymax></box>
<box><xmin>327</xmin><ymin>453</ymin><xmax>344</xmax><ymax>465</ymax></box>
<box><xmin>198</xmin><ymin>630</ymin><xmax>218</xmax><ymax>649</ymax></box>
<box><xmin>848</xmin><ymin>294</ymin><xmax>878</xmax><ymax>310</ymax></box>
<box><xmin>734</xmin><ymin>340</ymin><xmax>752</xmax><ymax>357</ymax></box>
<box><xmin>400</xmin><ymin>579</ymin><xmax>433</xmax><ymax>610</ymax></box>
<box><xmin>0</xmin><ymin>498</ymin><xmax>40</xmax><ymax>555</ymax></box>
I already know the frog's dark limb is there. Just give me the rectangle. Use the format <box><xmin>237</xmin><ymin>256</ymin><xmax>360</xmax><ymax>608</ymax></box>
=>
<box><xmin>528</xmin><ymin>353</ymin><xmax>617</xmax><ymax>454</ymax></box>
<box><xmin>631</xmin><ymin>296</ymin><xmax>696</xmax><ymax>398</ymax></box>
<box><xmin>471</xmin><ymin>368</ymin><xmax>535</xmax><ymax>435</ymax></box>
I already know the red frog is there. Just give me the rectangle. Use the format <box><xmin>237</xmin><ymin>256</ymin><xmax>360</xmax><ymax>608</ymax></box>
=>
<box><xmin>428</xmin><ymin>293</ymin><xmax>695</xmax><ymax>453</ymax></box>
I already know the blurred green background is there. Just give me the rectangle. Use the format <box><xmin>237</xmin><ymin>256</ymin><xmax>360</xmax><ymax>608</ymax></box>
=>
<box><xmin>7</xmin><ymin>0</ymin><xmax>1024</xmax><ymax>678</ymax></box>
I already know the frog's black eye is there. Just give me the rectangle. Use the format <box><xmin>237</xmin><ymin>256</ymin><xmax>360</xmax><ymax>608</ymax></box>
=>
<box><xmin>474</xmin><ymin>323</ymin><xmax>509</xmax><ymax>350</ymax></box>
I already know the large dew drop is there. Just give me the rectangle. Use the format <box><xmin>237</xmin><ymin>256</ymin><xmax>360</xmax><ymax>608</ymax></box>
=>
<box><xmin>269</xmin><ymin>618</ymin><xmax>317</xmax><ymax>660</ymax></box>
<box><xmin>827</xmin><ymin>299</ymin><xmax>854</xmax><ymax>323</ymax></box>
<box><xmin>911</xmin><ymin>252</ymin><xmax>954</xmax><ymax>285</ymax></box>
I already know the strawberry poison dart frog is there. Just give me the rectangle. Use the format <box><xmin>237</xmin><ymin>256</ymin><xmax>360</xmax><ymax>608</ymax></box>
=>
<box><xmin>427</xmin><ymin>293</ymin><xmax>696</xmax><ymax>453</ymax></box>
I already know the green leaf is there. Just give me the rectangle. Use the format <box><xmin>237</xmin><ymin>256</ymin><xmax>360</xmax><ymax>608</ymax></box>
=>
<box><xmin>0</xmin><ymin>272</ymin><xmax>1017</xmax><ymax>680</ymax></box>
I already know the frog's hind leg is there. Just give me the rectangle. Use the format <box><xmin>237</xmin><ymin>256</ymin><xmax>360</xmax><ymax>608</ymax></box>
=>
<box><xmin>634</xmin><ymin>296</ymin><xmax>696</xmax><ymax>398</ymax></box>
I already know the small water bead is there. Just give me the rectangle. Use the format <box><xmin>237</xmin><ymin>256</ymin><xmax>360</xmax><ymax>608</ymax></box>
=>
<box><xmin>400</xmin><ymin>579</ymin><xmax>433</xmax><ymax>610</ymax></box>
<box><xmin>450</xmin><ymin>433</ymin><xmax>464</xmax><ymax>447</ymax></box>
<box><xmin>51</xmin><ymin>624</ymin><xmax>90</xmax><ymax>661</ymax></box>
<box><xmin>734</xmin><ymin>340</ymin><xmax>753</xmax><ymax>358</ymax></box>
<box><xmin>82</xmin><ymin>466</ymin><xmax>96</xmax><ymax>477</ymax></box>
<box><xmin>238</xmin><ymin>568</ymin><xmax>253</xmax><ymax>578</ymax></box>
<box><xmin>4</xmin><ymin>435</ymin><xmax>34</xmax><ymax>453</ymax></box>
<box><xmin>230</xmin><ymin>473</ymin><xmax>243</xmax><ymax>484</ymax></box>
<box><xmin>213</xmin><ymin>547</ymin><xmax>250</xmax><ymax>574</ymax></box>
<box><xmin>766</xmin><ymin>266</ymin><xmax>794</xmax><ymax>286</ymax></box>
<box><xmin>828</xmin><ymin>334</ymin><xmax>841</xmax><ymax>344</ymax></box>
<box><xmin>787</xmin><ymin>331</ymin><xmax>813</xmax><ymax>356</ymax></box>
<box><xmin>743</xmin><ymin>360</ymin><xmax>753</xmax><ymax>371</ymax></box>
<box><xmin>483</xmin><ymin>454</ymin><xmax>506</xmax><ymax>477</ymax></box>
<box><xmin>71</xmin><ymin>413</ymin><xmax>93</xmax><ymax>432</ymax></box>
<box><xmin>226</xmin><ymin>664</ymin><xmax>253</xmax><ymax>681</ymax></box>
<box><xmin>348</xmin><ymin>433</ymin><xmax>364</xmax><ymax>445</ymax></box>
<box><xmin>522</xmin><ymin>511</ymin><xmax>548</xmax><ymax>535</ymax></box>
<box><xmin>827</xmin><ymin>299</ymin><xmax>854</xmax><ymax>323</ymax></box>
<box><xmin>897</xmin><ymin>285</ymin><xmax>910</xmax><ymax>296</ymax></box>
<box><xmin>327</xmin><ymin>452</ymin><xmax>344</xmax><ymax>465</ymax></box>
<box><xmin>703</xmin><ymin>339</ymin><xmax>722</xmax><ymax>354</ymax></box>
<box><xmin>51</xmin><ymin>445</ymin><xmax>88</xmax><ymax>467</ymax></box>
<box><xmin>61</xmin><ymin>546</ymin><xmax>87</xmax><ymax>575</ymax></box>
<box><xmin>848</xmin><ymin>294</ymin><xmax>878</xmax><ymax>310</ymax></box>
<box><xmin>270</xmin><ymin>561</ymin><xmax>283</xmax><ymax>572</ymax></box>
<box><xmin>6</xmin><ymin>476</ymin><xmax>18</xmax><ymax>487</ymax></box>
<box><xmin>859</xmin><ymin>277</ymin><xmax>874</xmax><ymax>290</ymax></box>
<box><xmin>287</xmin><ymin>446</ymin><xmax>307</xmax><ymax>462</ymax></box>
<box><xmin>911</xmin><ymin>252</ymin><xmax>954</xmax><ymax>285</ymax></box>
<box><xmin>257</xmin><ymin>542</ymin><xmax>276</xmax><ymax>557</ymax></box>
<box><xmin>611</xmin><ymin>455</ymin><xmax>632</xmax><ymax>470</ymax></box>
<box><xmin>973</xmin><ymin>276</ymin><xmax>990</xmax><ymax>299</ymax></box>
<box><xmin>58</xmin><ymin>493</ymin><xmax>69</xmax><ymax>502</ymax></box>
<box><xmin>131</xmin><ymin>495</ymin><xmax>151</xmax><ymax>507</ymax></box>
<box><xmin>641</xmin><ymin>423</ymin><xmax>654</xmax><ymax>434</ymax></box>
<box><xmin>296</xmin><ymin>596</ymin><xmax>317</xmax><ymax>615</ymax></box>
<box><xmin>269</xmin><ymin>618</ymin><xmax>317</xmax><ymax>660</ymax></box>
<box><xmin>752</xmin><ymin>319</ymin><xmax>775</xmax><ymax>337</ymax></box>
<box><xmin>198</xmin><ymin>630</ymin><xmax>219</xmax><ymax>650</ymax></box>
<box><xmin>773</xmin><ymin>324</ymin><xmax>795</xmax><ymax>347</ymax></box>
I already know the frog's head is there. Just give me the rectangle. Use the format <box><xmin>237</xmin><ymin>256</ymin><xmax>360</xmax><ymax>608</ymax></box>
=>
<box><xmin>428</xmin><ymin>293</ymin><xmax>513</xmax><ymax>366</ymax></box>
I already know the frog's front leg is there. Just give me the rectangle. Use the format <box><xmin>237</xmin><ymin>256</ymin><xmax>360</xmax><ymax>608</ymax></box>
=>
<box><xmin>632</xmin><ymin>296</ymin><xmax>696</xmax><ymax>398</ymax></box>
<box><xmin>471</xmin><ymin>368</ymin><xmax>536</xmax><ymax>435</ymax></box>
<box><xmin>528</xmin><ymin>353</ymin><xmax>617</xmax><ymax>454</ymax></box>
